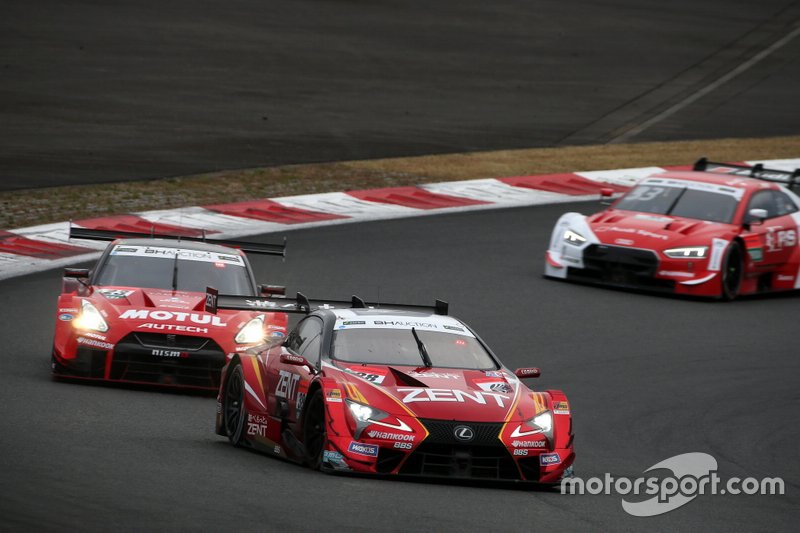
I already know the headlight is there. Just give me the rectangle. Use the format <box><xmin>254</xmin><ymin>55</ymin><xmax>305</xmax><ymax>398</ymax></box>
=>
<box><xmin>511</xmin><ymin>410</ymin><xmax>554</xmax><ymax>442</ymax></box>
<box><xmin>345</xmin><ymin>399</ymin><xmax>413</xmax><ymax>439</ymax></box>
<box><xmin>235</xmin><ymin>316</ymin><xmax>265</xmax><ymax>344</ymax></box>
<box><xmin>73</xmin><ymin>300</ymin><xmax>108</xmax><ymax>332</ymax></box>
<box><xmin>346</xmin><ymin>399</ymin><xmax>388</xmax><ymax>424</ymax></box>
<box><xmin>664</xmin><ymin>246</ymin><xmax>708</xmax><ymax>259</ymax></box>
<box><xmin>563</xmin><ymin>229</ymin><xmax>587</xmax><ymax>245</ymax></box>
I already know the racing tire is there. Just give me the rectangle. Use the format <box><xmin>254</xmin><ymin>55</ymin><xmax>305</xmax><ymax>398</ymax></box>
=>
<box><xmin>302</xmin><ymin>389</ymin><xmax>327</xmax><ymax>470</ymax></box>
<box><xmin>222</xmin><ymin>362</ymin><xmax>247</xmax><ymax>447</ymax></box>
<box><xmin>720</xmin><ymin>242</ymin><xmax>744</xmax><ymax>301</ymax></box>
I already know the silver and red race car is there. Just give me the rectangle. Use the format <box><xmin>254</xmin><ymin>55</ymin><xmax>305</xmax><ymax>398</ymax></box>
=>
<box><xmin>52</xmin><ymin>228</ymin><xmax>288</xmax><ymax>391</ymax></box>
<box><xmin>545</xmin><ymin>159</ymin><xmax>800</xmax><ymax>299</ymax></box>
<box><xmin>210</xmin><ymin>291</ymin><xmax>574</xmax><ymax>484</ymax></box>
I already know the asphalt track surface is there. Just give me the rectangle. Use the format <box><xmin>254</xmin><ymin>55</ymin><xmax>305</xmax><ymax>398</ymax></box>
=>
<box><xmin>2</xmin><ymin>0</ymin><xmax>800</xmax><ymax>190</ymax></box>
<box><xmin>1</xmin><ymin>202</ymin><xmax>797</xmax><ymax>531</ymax></box>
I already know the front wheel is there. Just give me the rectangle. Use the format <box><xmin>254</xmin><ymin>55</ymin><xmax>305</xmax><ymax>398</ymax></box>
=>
<box><xmin>222</xmin><ymin>362</ymin><xmax>246</xmax><ymax>446</ymax></box>
<box><xmin>302</xmin><ymin>390</ymin><xmax>327</xmax><ymax>469</ymax></box>
<box><xmin>720</xmin><ymin>242</ymin><xmax>744</xmax><ymax>300</ymax></box>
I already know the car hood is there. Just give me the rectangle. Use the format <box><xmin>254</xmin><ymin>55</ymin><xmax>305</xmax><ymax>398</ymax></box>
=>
<box><xmin>333</xmin><ymin>363</ymin><xmax>521</xmax><ymax>422</ymax></box>
<box><xmin>587</xmin><ymin>210</ymin><xmax>738</xmax><ymax>249</ymax></box>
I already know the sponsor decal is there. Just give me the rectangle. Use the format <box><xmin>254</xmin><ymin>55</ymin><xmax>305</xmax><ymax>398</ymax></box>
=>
<box><xmin>397</xmin><ymin>388</ymin><xmax>510</xmax><ymax>408</ymax></box>
<box><xmin>273</xmin><ymin>445</ymin><xmax>281</xmax><ymax>454</ymax></box>
<box><xmin>326</xmin><ymin>389</ymin><xmax>343</xmax><ymax>403</ymax></box>
<box><xmin>540</xmin><ymin>453</ymin><xmax>561</xmax><ymax>466</ymax></box>
<box><xmin>374</xmin><ymin>320</ymin><xmax>437</xmax><ymax>328</ymax></box>
<box><xmin>98</xmin><ymin>289</ymin><xmax>134</xmax><ymax>300</ymax></box>
<box><xmin>765</xmin><ymin>228</ymin><xmax>797</xmax><ymax>252</ymax></box>
<box><xmin>247</xmin><ymin>414</ymin><xmax>269</xmax><ymax>437</ymax></box>
<box><xmin>776</xmin><ymin>274</ymin><xmax>795</xmax><ymax>282</ymax></box>
<box><xmin>615</xmin><ymin>238</ymin><xmax>635</xmax><ymax>246</ymax></box>
<box><xmin>59</xmin><ymin>308</ymin><xmax>79</xmax><ymax>313</ymax></box>
<box><xmin>275</xmin><ymin>370</ymin><xmax>300</xmax><ymax>399</ymax></box>
<box><xmin>485</xmin><ymin>371</ymin><xmax>503</xmax><ymax>378</ymax></box>
<box><xmin>269</xmin><ymin>330</ymin><xmax>286</xmax><ymax>338</ymax></box>
<box><xmin>119</xmin><ymin>309</ymin><xmax>227</xmax><ymax>327</ymax></box>
<box><xmin>442</xmin><ymin>324</ymin><xmax>465</xmax><ymax>332</ymax></box>
<box><xmin>138</xmin><ymin>323</ymin><xmax>208</xmax><ymax>333</ymax></box>
<box><xmin>296</xmin><ymin>391</ymin><xmax>307</xmax><ymax>414</ymax></box>
<box><xmin>76</xmin><ymin>337</ymin><xmax>114</xmax><ymax>350</ymax></box>
<box><xmin>473</xmin><ymin>377</ymin><xmax>513</xmax><ymax>394</ymax></box>
<box><xmin>708</xmin><ymin>238</ymin><xmax>729</xmax><ymax>271</ymax></box>
<box><xmin>151</xmin><ymin>349</ymin><xmax>187</xmax><ymax>358</ymax></box>
<box><xmin>348</xmin><ymin>441</ymin><xmax>379</xmax><ymax>457</ymax></box>
<box><xmin>80</xmin><ymin>332</ymin><xmax>107</xmax><ymax>341</ymax></box>
<box><xmin>367</xmin><ymin>430</ymin><xmax>415</xmax><ymax>442</ymax></box>
<box><xmin>342</xmin><ymin>320</ymin><xmax>366</xmax><ymax>326</ymax></box>
<box><xmin>110</xmin><ymin>245</ymin><xmax>245</xmax><ymax>266</ymax></box>
<box><xmin>658</xmin><ymin>270</ymin><xmax>694</xmax><ymax>278</ymax></box>
<box><xmin>553</xmin><ymin>401</ymin><xmax>570</xmax><ymax>415</ymax></box>
<box><xmin>322</xmin><ymin>450</ymin><xmax>350</xmax><ymax>470</ymax></box>
<box><xmin>344</xmin><ymin>365</ymin><xmax>388</xmax><ymax>384</ymax></box>
<box><xmin>748</xmin><ymin>248</ymin><xmax>764</xmax><ymax>262</ymax></box>
<box><xmin>406</xmin><ymin>371</ymin><xmax>460</xmax><ymax>379</ymax></box>
<box><xmin>512</xmin><ymin>440</ymin><xmax>547</xmax><ymax>448</ymax></box>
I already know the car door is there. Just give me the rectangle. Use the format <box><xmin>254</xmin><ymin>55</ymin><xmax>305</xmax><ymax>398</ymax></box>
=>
<box><xmin>742</xmin><ymin>190</ymin><xmax>799</xmax><ymax>270</ymax></box>
<box><xmin>268</xmin><ymin>316</ymin><xmax>324</xmax><ymax>426</ymax></box>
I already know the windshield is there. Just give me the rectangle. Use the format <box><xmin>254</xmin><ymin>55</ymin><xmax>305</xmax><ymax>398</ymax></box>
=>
<box><xmin>614</xmin><ymin>184</ymin><xmax>739</xmax><ymax>223</ymax></box>
<box><xmin>94</xmin><ymin>245</ymin><xmax>253</xmax><ymax>295</ymax></box>
<box><xmin>331</xmin><ymin>328</ymin><xmax>497</xmax><ymax>370</ymax></box>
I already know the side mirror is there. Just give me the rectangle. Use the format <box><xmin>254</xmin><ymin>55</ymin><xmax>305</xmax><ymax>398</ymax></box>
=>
<box><xmin>260</xmin><ymin>284</ymin><xmax>286</xmax><ymax>297</ymax></box>
<box><xmin>64</xmin><ymin>268</ymin><xmax>90</xmax><ymax>279</ymax></box>
<box><xmin>280</xmin><ymin>353</ymin><xmax>316</xmax><ymax>373</ymax></box>
<box><xmin>747</xmin><ymin>208</ymin><xmax>767</xmax><ymax>226</ymax></box>
<box><xmin>600</xmin><ymin>188</ymin><xmax>615</xmax><ymax>206</ymax></box>
<box><xmin>514</xmin><ymin>367</ymin><xmax>541</xmax><ymax>379</ymax></box>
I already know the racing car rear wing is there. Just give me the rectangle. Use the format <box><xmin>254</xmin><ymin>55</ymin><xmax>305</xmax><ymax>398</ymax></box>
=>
<box><xmin>204</xmin><ymin>287</ymin><xmax>449</xmax><ymax>316</ymax></box>
<box><xmin>693</xmin><ymin>158</ymin><xmax>800</xmax><ymax>188</ymax></box>
<box><xmin>68</xmin><ymin>226</ymin><xmax>286</xmax><ymax>256</ymax></box>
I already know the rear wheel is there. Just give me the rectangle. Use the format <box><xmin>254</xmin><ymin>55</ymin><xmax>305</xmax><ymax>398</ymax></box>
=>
<box><xmin>222</xmin><ymin>362</ymin><xmax>246</xmax><ymax>446</ymax></box>
<box><xmin>302</xmin><ymin>390</ymin><xmax>327</xmax><ymax>469</ymax></box>
<box><xmin>721</xmin><ymin>242</ymin><xmax>743</xmax><ymax>300</ymax></box>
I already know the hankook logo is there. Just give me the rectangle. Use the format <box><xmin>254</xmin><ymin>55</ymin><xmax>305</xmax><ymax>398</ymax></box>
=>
<box><xmin>453</xmin><ymin>425</ymin><xmax>475</xmax><ymax>442</ymax></box>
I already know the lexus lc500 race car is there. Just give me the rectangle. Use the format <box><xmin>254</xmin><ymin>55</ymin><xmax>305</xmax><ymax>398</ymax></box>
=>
<box><xmin>52</xmin><ymin>227</ymin><xmax>289</xmax><ymax>391</ymax></box>
<box><xmin>209</xmin><ymin>290</ymin><xmax>575</xmax><ymax>484</ymax></box>
<box><xmin>545</xmin><ymin>159</ymin><xmax>800</xmax><ymax>299</ymax></box>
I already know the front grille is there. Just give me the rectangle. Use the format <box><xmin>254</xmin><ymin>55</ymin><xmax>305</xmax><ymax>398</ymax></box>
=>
<box><xmin>570</xmin><ymin>244</ymin><xmax>674</xmax><ymax>290</ymax></box>
<box><xmin>133</xmin><ymin>333</ymin><xmax>210</xmax><ymax>351</ymax></box>
<box><xmin>110</xmin><ymin>333</ymin><xmax>225</xmax><ymax>389</ymax></box>
<box><xmin>419</xmin><ymin>419</ymin><xmax>504</xmax><ymax>446</ymax></box>
<box><xmin>69</xmin><ymin>347</ymin><xmax>106</xmax><ymax>378</ymax></box>
<box><xmin>399</xmin><ymin>443</ymin><xmax>520</xmax><ymax>480</ymax></box>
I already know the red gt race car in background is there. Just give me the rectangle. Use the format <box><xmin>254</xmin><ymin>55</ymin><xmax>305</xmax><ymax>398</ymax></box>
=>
<box><xmin>210</xmin><ymin>291</ymin><xmax>574</xmax><ymax>484</ymax></box>
<box><xmin>545</xmin><ymin>159</ymin><xmax>800</xmax><ymax>299</ymax></box>
<box><xmin>52</xmin><ymin>228</ymin><xmax>288</xmax><ymax>391</ymax></box>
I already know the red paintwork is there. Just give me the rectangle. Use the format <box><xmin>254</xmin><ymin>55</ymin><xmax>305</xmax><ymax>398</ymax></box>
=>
<box><xmin>216</xmin><ymin>322</ymin><xmax>574</xmax><ymax>484</ymax></box>
<box><xmin>547</xmin><ymin>170</ymin><xmax>800</xmax><ymax>298</ymax></box>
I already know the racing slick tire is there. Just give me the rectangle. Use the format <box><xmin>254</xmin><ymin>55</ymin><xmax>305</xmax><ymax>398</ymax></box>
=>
<box><xmin>222</xmin><ymin>362</ymin><xmax>247</xmax><ymax>447</ymax></box>
<box><xmin>302</xmin><ymin>389</ymin><xmax>328</xmax><ymax>470</ymax></box>
<box><xmin>721</xmin><ymin>241</ymin><xmax>744</xmax><ymax>301</ymax></box>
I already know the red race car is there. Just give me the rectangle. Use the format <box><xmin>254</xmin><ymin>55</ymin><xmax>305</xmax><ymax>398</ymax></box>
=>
<box><xmin>52</xmin><ymin>228</ymin><xmax>288</xmax><ymax>391</ymax></box>
<box><xmin>545</xmin><ymin>159</ymin><xmax>800</xmax><ymax>299</ymax></box>
<box><xmin>209</xmin><ymin>290</ymin><xmax>574</xmax><ymax>484</ymax></box>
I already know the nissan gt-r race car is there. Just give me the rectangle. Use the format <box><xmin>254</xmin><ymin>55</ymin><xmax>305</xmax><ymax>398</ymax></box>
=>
<box><xmin>52</xmin><ymin>227</ymin><xmax>288</xmax><ymax>391</ymax></box>
<box><xmin>545</xmin><ymin>159</ymin><xmax>800</xmax><ymax>299</ymax></box>
<box><xmin>209</xmin><ymin>290</ymin><xmax>574</xmax><ymax>484</ymax></box>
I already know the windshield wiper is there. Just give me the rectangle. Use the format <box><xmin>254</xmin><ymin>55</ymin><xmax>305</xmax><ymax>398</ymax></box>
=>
<box><xmin>665</xmin><ymin>187</ymin><xmax>688</xmax><ymax>216</ymax></box>
<box><xmin>411</xmin><ymin>327</ymin><xmax>433</xmax><ymax>368</ymax></box>
<box><xmin>171</xmin><ymin>250</ymin><xmax>179</xmax><ymax>292</ymax></box>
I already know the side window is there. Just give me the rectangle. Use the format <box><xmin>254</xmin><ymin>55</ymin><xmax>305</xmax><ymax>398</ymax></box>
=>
<box><xmin>286</xmin><ymin>317</ymin><xmax>324</xmax><ymax>364</ymax></box>
<box><xmin>773</xmin><ymin>190</ymin><xmax>799</xmax><ymax>216</ymax></box>
<box><xmin>747</xmin><ymin>190</ymin><xmax>779</xmax><ymax>219</ymax></box>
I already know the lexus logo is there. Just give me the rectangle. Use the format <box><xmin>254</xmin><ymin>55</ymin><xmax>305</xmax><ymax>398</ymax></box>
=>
<box><xmin>453</xmin><ymin>425</ymin><xmax>474</xmax><ymax>442</ymax></box>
